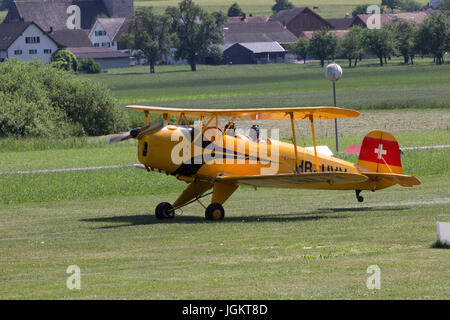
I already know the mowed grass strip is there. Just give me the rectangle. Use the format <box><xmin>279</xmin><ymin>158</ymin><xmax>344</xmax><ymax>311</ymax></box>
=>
<box><xmin>82</xmin><ymin>58</ymin><xmax>450</xmax><ymax>109</ymax></box>
<box><xmin>0</xmin><ymin>175</ymin><xmax>448</xmax><ymax>299</ymax></box>
<box><xmin>0</xmin><ymin>145</ymin><xmax>448</xmax><ymax>204</ymax></box>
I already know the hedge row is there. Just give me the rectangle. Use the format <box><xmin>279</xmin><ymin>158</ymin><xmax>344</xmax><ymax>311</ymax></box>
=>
<box><xmin>0</xmin><ymin>59</ymin><xmax>128</xmax><ymax>138</ymax></box>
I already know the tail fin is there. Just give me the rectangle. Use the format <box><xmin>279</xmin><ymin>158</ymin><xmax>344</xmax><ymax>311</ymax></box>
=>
<box><xmin>358</xmin><ymin>130</ymin><xmax>403</xmax><ymax>174</ymax></box>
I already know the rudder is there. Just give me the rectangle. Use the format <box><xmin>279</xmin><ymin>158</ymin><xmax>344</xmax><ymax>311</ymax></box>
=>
<box><xmin>358</xmin><ymin>130</ymin><xmax>403</xmax><ymax>174</ymax></box>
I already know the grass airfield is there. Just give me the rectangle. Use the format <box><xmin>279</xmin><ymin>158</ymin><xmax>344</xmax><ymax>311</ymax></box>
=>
<box><xmin>1</xmin><ymin>59</ymin><xmax>449</xmax><ymax>299</ymax></box>
<box><xmin>1</xmin><ymin>176</ymin><xmax>449</xmax><ymax>299</ymax></box>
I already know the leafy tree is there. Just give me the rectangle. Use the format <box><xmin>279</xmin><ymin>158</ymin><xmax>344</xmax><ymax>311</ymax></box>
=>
<box><xmin>339</xmin><ymin>26</ymin><xmax>364</xmax><ymax>67</ymax></box>
<box><xmin>415</xmin><ymin>12</ymin><xmax>450</xmax><ymax>65</ymax></box>
<box><xmin>287</xmin><ymin>37</ymin><xmax>309</xmax><ymax>64</ymax></box>
<box><xmin>204</xmin><ymin>45</ymin><xmax>223</xmax><ymax>65</ymax></box>
<box><xmin>166</xmin><ymin>0</ymin><xmax>226</xmax><ymax>72</ymax></box>
<box><xmin>309</xmin><ymin>29</ymin><xmax>338</xmax><ymax>67</ymax></box>
<box><xmin>128</xmin><ymin>7</ymin><xmax>171</xmax><ymax>74</ymax></box>
<box><xmin>0</xmin><ymin>0</ymin><xmax>12</xmax><ymax>11</ymax></box>
<box><xmin>438</xmin><ymin>0</ymin><xmax>450</xmax><ymax>10</ymax></box>
<box><xmin>388</xmin><ymin>18</ymin><xmax>417</xmax><ymax>64</ymax></box>
<box><xmin>272</xmin><ymin>0</ymin><xmax>294</xmax><ymax>14</ymax></box>
<box><xmin>227</xmin><ymin>2</ymin><xmax>243</xmax><ymax>17</ymax></box>
<box><xmin>399</xmin><ymin>0</ymin><xmax>423</xmax><ymax>12</ymax></box>
<box><xmin>352</xmin><ymin>4</ymin><xmax>370</xmax><ymax>17</ymax></box>
<box><xmin>362</xmin><ymin>27</ymin><xmax>395</xmax><ymax>66</ymax></box>
<box><xmin>382</xmin><ymin>0</ymin><xmax>401</xmax><ymax>13</ymax></box>
<box><xmin>51</xmin><ymin>49</ymin><xmax>78</xmax><ymax>72</ymax></box>
<box><xmin>352</xmin><ymin>4</ymin><xmax>384</xmax><ymax>17</ymax></box>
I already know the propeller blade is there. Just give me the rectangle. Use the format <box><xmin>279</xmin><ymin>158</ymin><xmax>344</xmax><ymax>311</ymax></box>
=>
<box><xmin>136</xmin><ymin>122</ymin><xmax>164</xmax><ymax>139</ymax></box>
<box><xmin>107</xmin><ymin>122</ymin><xmax>165</xmax><ymax>144</ymax></box>
<box><xmin>107</xmin><ymin>133</ymin><xmax>132</xmax><ymax>144</ymax></box>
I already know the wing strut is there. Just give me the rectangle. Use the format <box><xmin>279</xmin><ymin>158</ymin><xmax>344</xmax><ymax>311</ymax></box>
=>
<box><xmin>309</xmin><ymin>115</ymin><xmax>319</xmax><ymax>172</ymax></box>
<box><xmin>289</xmin><ymin>112</ymin><xmax>300</xmax><ymax>173</ymax></box>
<box><xmin>144</xmin><ymin>111</ymin><xmax>150</xmax><ymax>126</ymax></box>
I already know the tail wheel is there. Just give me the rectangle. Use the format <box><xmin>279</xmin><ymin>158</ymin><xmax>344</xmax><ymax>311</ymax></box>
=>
<box><xmin>205</xmin><ymin>203</ymin><xmax>225</xmax><ymax>221</ymax></box>
<box><xmin>155</xmin><ymin>202</ymin><xmax>175</xmax><ymax>220</ymax></box>
<box><xmin>355</xmin><ymin>190</ymin><xmax>364</xmax><ymax>203</ymax></box>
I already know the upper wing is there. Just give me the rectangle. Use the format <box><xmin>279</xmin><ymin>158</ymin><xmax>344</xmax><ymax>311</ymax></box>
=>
<box><xmin>126</xmin><ymin>105</ymin><xmax>360</xmax><ymax>120</ymax></box>
<box><xmin>216</xmin><ymin>172</ymin><xmax>368</xmax><ymax>188</ymax></box>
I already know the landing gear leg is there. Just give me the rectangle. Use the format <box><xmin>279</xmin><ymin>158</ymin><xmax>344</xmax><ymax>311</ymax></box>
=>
<box><xmin>355</xmin><ymin>190</ymin><xmax>364</xmax><ymax>203</ymax></box>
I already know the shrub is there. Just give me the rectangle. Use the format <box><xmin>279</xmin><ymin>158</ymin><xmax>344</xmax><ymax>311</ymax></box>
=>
<box><xmin>227</xmin><ymin>2</ymin><xmax>243</xmax><ymax>17</ymax></box>
<box><xmin>51</xmin><ymin>49</ymin><xmax>78</xmax><ymax>72</ymax></box>
<box><xmin>399</xmin><ymin>0</ymin><xmax>423</xmax><ymax>12</ymax></box>
<box><xmin>204</xmin><ymin>45</ymin><xmax>223</xmax><ymax>65</ymax></box>
<box><xmin>0</xmin><ymin>59</ymin><xmax>128</xmax><ymax>138</ymax></box>
<box><xmin>78</xmin><ymin>58</ymin><xmax>102</xmax><ymax>74</ymax></box>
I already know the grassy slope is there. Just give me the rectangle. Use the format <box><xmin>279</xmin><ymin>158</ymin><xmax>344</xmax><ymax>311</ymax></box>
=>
<box><xmin>82</xmin><ymin>58</ymin><xmax>450</xmax><ymax>110</ymax></box>
<box><xmin>135</xmin><ymin>0</ymin><xmax>429</xmax><ymax>18</ymax></box>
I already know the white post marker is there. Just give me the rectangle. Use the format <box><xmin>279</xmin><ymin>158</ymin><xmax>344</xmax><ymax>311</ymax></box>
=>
<box><xmin>325</xmin><ymin>63</ymin><xmax>343</xmax><ymax>152</ymax></box>
<box><xmin>436</xmin><ymin>215</ymin><xmax>450</xmax><ymax>245</ymax></box>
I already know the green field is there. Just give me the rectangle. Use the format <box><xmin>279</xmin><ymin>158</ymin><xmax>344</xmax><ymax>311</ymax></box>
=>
<box><xmin>1</xmin><ymin>60</ymin><xmax>449</xmax><ymax>299</ymax></box>
<box><xmin>0</xmin><ymin>148</ymin><xmax>449</xmax><ymax>299</ymax></box>
<box><xmin>135</xmin><ymin>0</ymin><xmax>429</xmax><ymax>18</ymax></box>
<box><xmin>83</xmin><ymin>57</ymin><xmax>450</xmax><ymax>110</ymax></box>
<box><xmin>0</xmin><ymin>0</ymin><xmax>431</xmax><ymax>21</ymax></box>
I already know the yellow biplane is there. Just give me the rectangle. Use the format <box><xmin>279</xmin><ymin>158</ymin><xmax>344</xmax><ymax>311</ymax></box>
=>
<box><xmin>109</xmin><ymin>106</ymin><xmax>420</xmax><ymax>221</ymax></box>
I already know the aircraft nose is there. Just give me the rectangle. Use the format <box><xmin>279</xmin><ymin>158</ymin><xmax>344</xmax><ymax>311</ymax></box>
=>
<box><xmin>130</xmin><ymin>128</ymin><xmax>140</xmax><ymax>138</ymax></box>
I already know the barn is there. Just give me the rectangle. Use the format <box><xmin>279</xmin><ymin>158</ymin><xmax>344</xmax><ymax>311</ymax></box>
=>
<box><xmin>223</xmin><ymin>42</ymin><xmax>286</xmax><ymax>65</ymax></box>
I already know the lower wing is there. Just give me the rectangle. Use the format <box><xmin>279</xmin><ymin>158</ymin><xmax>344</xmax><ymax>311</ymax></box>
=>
<box><xmin>216</xmin><ymin>172</ymin><xmax>368</xmax><ymax>188</ymax></box>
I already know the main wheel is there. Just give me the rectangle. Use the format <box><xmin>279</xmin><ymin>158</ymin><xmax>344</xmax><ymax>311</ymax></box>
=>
<box><xmin>155</xmin><ymin>202</ymin><xmax>175</xmax><ymax>220</ymax></box>
<box><xmin>205</xmin><ymin>203</ymin><xmax>225</xmax><ymax>221</ymax></box>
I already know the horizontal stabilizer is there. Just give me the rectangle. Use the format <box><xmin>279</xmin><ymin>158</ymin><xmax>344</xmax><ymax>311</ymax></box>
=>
<box><xmin>362</xmin><ymin>172</ymin><xmax>421</xmax><ymax>187</ymax></box>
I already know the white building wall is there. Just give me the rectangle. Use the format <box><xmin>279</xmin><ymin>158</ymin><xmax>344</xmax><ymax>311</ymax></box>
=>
<box><xmin>88</xmin><ymin>22</ymin><xmax>118</xmax><ymax>50</ymax></box>
<box><xmin>7</xmin><ymin>24</ymin><xmax>58</xmax><ymax>64</ymax></box>
<box><xmin>430</xmin><ymin>0</ymin><xmax>443</xmax><ymax>9</ymax></box>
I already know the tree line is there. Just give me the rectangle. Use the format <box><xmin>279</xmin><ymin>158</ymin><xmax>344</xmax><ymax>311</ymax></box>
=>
<box><xmin>288</xmin><ymin>12</ymin><xmax>450</xmax><ymax>67</ymax></box>
<box><xmin>123</xmin><ymin>0</ymin><xmax>226</xmax><ymax>73</ymax></box>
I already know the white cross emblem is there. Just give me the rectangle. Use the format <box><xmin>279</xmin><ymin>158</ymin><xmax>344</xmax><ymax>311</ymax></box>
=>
<box><xmin>374</xmin><ymin>144</ymin><xmax>387</xmax><ymax>159</ymax></box>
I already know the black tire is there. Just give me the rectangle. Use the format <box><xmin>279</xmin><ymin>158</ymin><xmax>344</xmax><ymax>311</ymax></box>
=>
<box><xmin>205</xmin><ymin>203</ymin><xmax>225</xmax><ymax>221</ymax></box>
<box><xmin>155</xmin><ymin>202</ymin><xmax>175</xmax><ymax>220</ymax></box>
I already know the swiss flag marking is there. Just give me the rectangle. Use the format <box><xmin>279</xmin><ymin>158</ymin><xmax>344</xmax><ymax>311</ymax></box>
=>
<box><xmin>359</xmin><ymin>137</ymin><xmax>401</xmax><ymax>167</ymax></box>
<box><xmin>374</xmin><ymin>144</ymin><xmax>387</xmax><ymax>159</ymax></box>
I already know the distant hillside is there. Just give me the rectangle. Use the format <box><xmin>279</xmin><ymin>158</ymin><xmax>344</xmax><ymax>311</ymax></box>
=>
<box><xmin>134</xmin><ymin>0</ymin><xmax>429</xmax><ymax>19</ymax></box>
<box><xmin>0</xmin><ymin>0</ymin><xmax>431</xmax><ymax>23</ymax></box>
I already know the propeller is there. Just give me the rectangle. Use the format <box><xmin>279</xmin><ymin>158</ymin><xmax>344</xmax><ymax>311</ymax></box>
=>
<box><xmin>107</xmin><ymin>132</ymin><xmax>133</xmax><ymax>144</ymax></box>
<box><xmin>107</xmin><ymin>122</ymin><xmax>165</xmax><ymax>144</ymax></box>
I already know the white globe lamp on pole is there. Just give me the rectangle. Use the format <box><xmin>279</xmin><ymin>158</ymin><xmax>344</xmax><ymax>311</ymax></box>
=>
<box><xmin>325</xmin><ymin>63</ymin><xmax>343</xmax><ymax>152</ymax></box>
